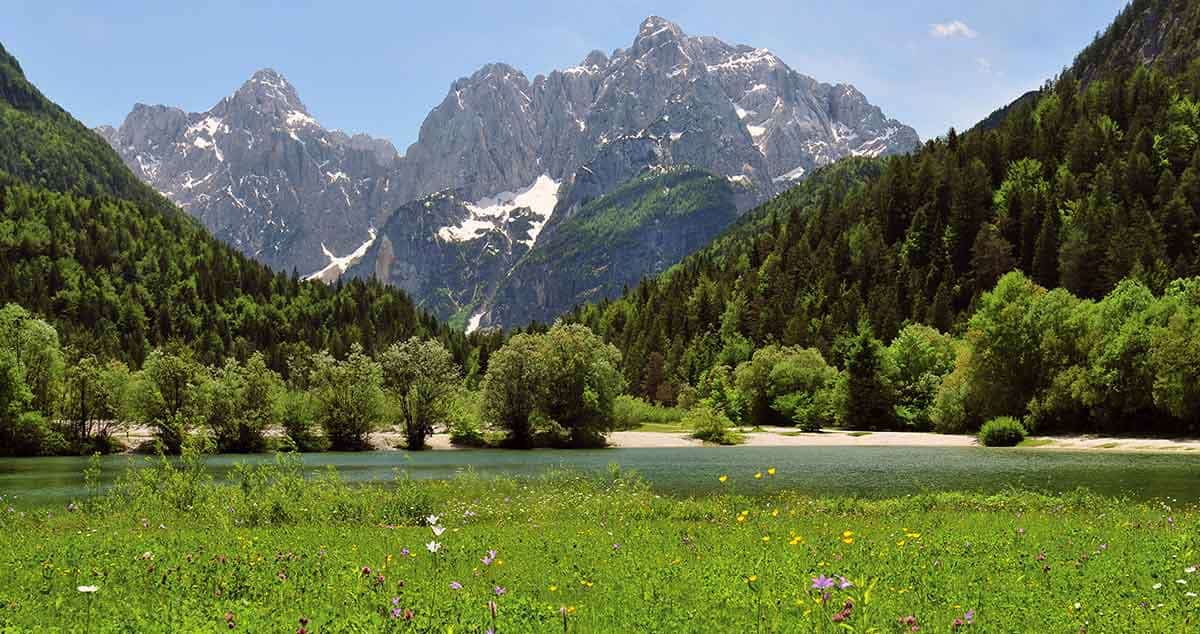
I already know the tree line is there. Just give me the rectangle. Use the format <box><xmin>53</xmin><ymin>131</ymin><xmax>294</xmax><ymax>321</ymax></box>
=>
<box><xmin>0</xmin><ymin>307</ymin><xmax>626</xmax><ymax>456</ymax></box>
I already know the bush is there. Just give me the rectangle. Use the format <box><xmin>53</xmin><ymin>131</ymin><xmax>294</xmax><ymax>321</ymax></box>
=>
<box><xmin>612</xmin><ymin>395</ymin><xmax>685</xmax><ymax>430</ymax></box>
<box><xmin>279</xmin><ymin>390</ymin><xmax>327</xmax><ymax>452</ymax></box>
<box><xmin>447</xmin><ymin>391</ymin><xmax>487</xmax><ymax>448</ymax></box>
<box><xmin>978</xmin><ymin>416</ymin><xmax>1027</xmax><ymax>447</ymax></box>
<box><xmin>687</xmin><ymin>405</ymin><xmax>743</xmax><ymax>445</ymax></box>
<box><xmin>309</xmin><ymin>346</ymin><xmax>385</xmax><ymax>451</ymax></box>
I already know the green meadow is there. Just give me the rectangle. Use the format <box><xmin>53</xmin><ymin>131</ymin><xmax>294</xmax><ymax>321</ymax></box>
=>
<box><xmin>0</xmin><ymin>455</ymin><xmax>1196</xmax><ymax>632</ymax></box>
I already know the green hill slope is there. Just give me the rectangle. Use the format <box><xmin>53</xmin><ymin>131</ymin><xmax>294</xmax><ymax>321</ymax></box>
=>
<box><xmin>566</xmin><ymin>0</ymin><xmax>1200</xmax><ymax>423</ymax></box>
<box><xmin>0</xmin><ymin>42</ymin><xmax>479</xmax><ymax>369</ymax></box>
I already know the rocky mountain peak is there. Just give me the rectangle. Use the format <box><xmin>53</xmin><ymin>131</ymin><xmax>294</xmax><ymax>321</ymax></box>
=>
<box><xmin>580</xmin><ymin>50</ymin><xmax>610</xmax><ymax>71</ymax></box>
<box><xmin>226</xmin><ymin>68</ymin><xmax>310</xmax><ymax>122</ymax></box>
<box><xmin>101</xmin><ymin>14</ymin><xmax>921</xmax><ymax>327</ymax></box>
<box><xmin>630</xmin><ymin>16</ymin><xmax>689</xmax><ymax>59</ymax></box>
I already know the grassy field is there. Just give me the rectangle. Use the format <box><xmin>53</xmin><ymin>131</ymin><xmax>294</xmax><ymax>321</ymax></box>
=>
<box><xmin>0</xmin><ymin>455</ymin><xmax>1196</xmax><ymax>632</ymax></box>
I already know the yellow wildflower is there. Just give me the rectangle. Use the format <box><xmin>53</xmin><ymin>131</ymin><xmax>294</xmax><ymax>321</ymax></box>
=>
<box><xmin>719</xmin><ymin>475</ymin><xmax>728</xmax><ymax>483</ymax></box>
<box><xmin>748</xmin><ymin>575</ymin><xmax>758</xmax><ymax>582</ymax></box>
<box><xmin>549</xmin><ymin>585</ymin><xmax>558</xmax><ymax>592</ymax></box>
<box><xmin>754</xmin><ymin>472</ymin><xmax>763</xmax><ymax>479</ymax></box>
<box><xmin>767</xmin><ymin>467</ymin><xmax>776</xmax><ymax>476</ymax></box>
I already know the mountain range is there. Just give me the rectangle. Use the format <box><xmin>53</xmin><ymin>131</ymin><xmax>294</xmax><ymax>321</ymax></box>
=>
<box><xmin>97</xmin><ymin>16</ymin><xmax>919</xmax><ymax>328</ymax></box>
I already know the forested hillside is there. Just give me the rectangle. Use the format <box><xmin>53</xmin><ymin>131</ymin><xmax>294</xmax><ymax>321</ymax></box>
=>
<box><xmin>0</xmin><ymin>42</ymin><xmax>489</xmax><ymax>371</ymax></box>
<box><xmin>568</xmin><ymin>0</ymin><xmax>1200</xmax><ymax>435</ymax></box>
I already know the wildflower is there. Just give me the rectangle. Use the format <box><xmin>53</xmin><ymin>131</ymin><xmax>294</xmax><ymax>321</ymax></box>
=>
<box><xmin>718</xmin><ymin>475</ymin><xmax>728</xmax><ymax>483</ymax></box>
<box><xmin>1036</xmin><ymin>552</ymin><xmax>1046</xmax><ymax>561</ymax></box>
<box><xmin>1186</xmin><ymin>566</ymin><xmax>1197</xmax><ymax>574</ymax></box>
<box><xmin>964</xmin><ymin>610</ymin><xmax>974</xmax><ymax>624</ymax></box>
<box><xmin>812</xmin><ymin>575</ymin><xmax>835</xmax><ymax>590</ymax></box>
<box><xmin>450</xmin><ymin>581</ymin><xmax>463</xmax><ymax>590</ymax></box>
<box><xmin>754</xmin><ymin>472</ymin><xmax>763</xmax><ymax>479</ymax></box>
<box><xmin>482</xmin><ymin>550</ymin><xmax>497</xmax><ymax>565</ymax></box>
<box><xmin>761</xmin><ymin>536</ymin><xmax>770</xmax><ymax>543</ymax></box>
<box><xmin>426</xmin><ymin>541</ymin><xmax>441</xmax><ymax>553</ymax></box>
<box><xmin>747</xmin><ymin>575</ymin><xmax>758</xmax><ymax>583</ymax></box>
<box><xmin>1153</xmin><ymin>583</ymin><xmax>1163</xmax><ymax>590</ymax></box>
<box><xmin>426</xmin><ymin>515</ymin><xmax>440</xmax><ymax>526</ymax></box>
<box><xmin>494</xmin><ymin>585</ymin><xmax>506</xmax><ymax>596</ymax></box>
<box><xmin>548</xmin><ymin>585</ymin><xmax>557</xmax><ymax>592</ymax></box>
<box><xmin>391</xmin><ymin>607</ymin><xmax>403</xmax><ymax>619</ymax></box>
<box><xmin>431</xmin><ymin>525</ymin><xmax>446</xmax><ymax>537</ymax></box>
<box><xmin>838</xmin><ymin>576</ymin><xmax>852</xmax><ymax>589</ymax></box>
<box><xmin>77</xmin><ymin>585</ymin><xmax>98</xmax><ymax>593</ymax></box>
<box><xmin>612</xmin><ymin>543</ymin><xmax>621</xmax><ymax>550</ymax></box>
<box><xmin>361</xmin><ymin>566</ymin><xmax>371</xmax><ymax>576</ymax></box>
<box><xmin>403</xmin><ymin>609</ymin><xmax>414</xmax><ymax>621</ymax></box>
<box><xmin>400</xmin><ymin>548</ymin><xmax>410</xmax><ymax>557</ymax></box>
<box><xmin>767</xmin><ymin>467</ymin><xmax>776</xmax><ymax>476</ymax></box>
<box><xmin>842</xmin><ymin>536</ymin><xmax>854</xmax><ymax>545</ymax></box>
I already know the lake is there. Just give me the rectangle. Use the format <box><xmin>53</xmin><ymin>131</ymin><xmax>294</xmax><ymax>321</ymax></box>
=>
<box><xmin>2</xmin><ymin>446</ymin><xmax>1199</xmax><ymax>507</ymax></box>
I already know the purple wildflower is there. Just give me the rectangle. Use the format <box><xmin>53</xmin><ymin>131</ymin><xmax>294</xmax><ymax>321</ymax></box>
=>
<box><xmin>482</xmin><ymin>550</ymin><xmax>497</xmax><ymax>566</ymax></box>
<box><xmin>391</xmin><ymin>607</ymin><xmax>402</xmax><ymax>619</ymax></box>
<box><xmin>964</xmin><ymin>610</ymin><xmax>975</xmax><ymax>623</ymax></box>
<box><xmin>838</xmin><ymin>576</ymin><xmax>853</xmax><ymax>589</ymax></box>
<box><xmin>612</xmin><ymin>543</ymin><xmax>621</xmax><ymax>550</ymax></box>
<box><xmin>400</xmin><ymin>548</ymin><xmax>410</xmax><ymax>556</ymax></box>
<box><xmin>812</xmin><ymin>574</ymin><xmax>835</xmax><ymax>590</ymax></box>
<box><xmin>392</xmin><ymin>597</ymin><xmax>400</xmax><ymax>607</ymax></box>
<box><xmin>450</xmin><ymin>581</ymin><xmax>463</xmax><ymax>590</ymax></box>
<box><xmin>494</xmin><ymin>585</ymin><xmax>506</xmax><ymax>596</ymax></box>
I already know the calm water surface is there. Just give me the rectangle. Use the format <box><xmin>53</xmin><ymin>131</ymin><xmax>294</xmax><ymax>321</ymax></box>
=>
<box><xmin>2</xmin><ymin>446</ymin><xmax>1199</xmax><ymax>507</ymax></box>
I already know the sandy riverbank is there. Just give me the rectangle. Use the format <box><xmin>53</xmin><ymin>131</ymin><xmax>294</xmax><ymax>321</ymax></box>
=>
<box><xmin>115</xmin><ymin>425</ymin><xmax>1200</xmax><ymax>453</ymax></box>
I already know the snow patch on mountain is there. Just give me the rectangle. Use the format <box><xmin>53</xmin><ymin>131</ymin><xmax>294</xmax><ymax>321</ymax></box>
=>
<box><xmin>438</xmin><ymin>175</ymin><xmax>561</xmax><ymax>246</ymax></box>
<box><xmin>305</xmin><ymin>228</ymin><xmax>378</xmax><ymax>282</ymax></box>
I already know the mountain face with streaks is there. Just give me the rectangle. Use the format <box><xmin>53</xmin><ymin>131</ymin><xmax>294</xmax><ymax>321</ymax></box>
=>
<box><xmin>101</xmin><ymin>16</ymin><xmax>919</xmax><ymax>327</ymax></box>
<box><xmin>98</xmin><ymin>69</ymin><xmax>402</xmax><ymax>275</ymax></box>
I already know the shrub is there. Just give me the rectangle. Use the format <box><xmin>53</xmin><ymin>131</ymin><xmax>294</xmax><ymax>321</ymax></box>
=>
<box><xmin>979</xmin><ymin>416</ymin><xmax>1027</xmax><ymax>447</ymax></box>
<box><xmin>687</xmin><ymin>405</ymin><xmax>743</xmax><ymax>445</ymax></box>
<box><xmin>309</xmin><ymin>345</ymin><xmax>385</xmax><ymax>451</ymax></box>
<box><xmin>676</xmin><ymin>384</ymin><xmax>699</xmax><ymax>410</ymax></box>
<box><xmin>279</xmin><ymin>390</ymin><xmax>327</xmax><ymax>452</ymax></box>
<box><xmin>447</xmin><ymin>390</ymin><xmax>487</xmax><ymax>448</ymax></box>
<box><xmin>612</xmin><ymin>395</ymin><xmax>685</xmax><ymax>430</ymax></box>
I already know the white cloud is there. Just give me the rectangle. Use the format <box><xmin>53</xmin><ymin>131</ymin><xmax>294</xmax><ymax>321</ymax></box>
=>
<box><xmin>930</xmin><ymin>20</ymin><xmax>978</xmax><ymax>39</ymax></box>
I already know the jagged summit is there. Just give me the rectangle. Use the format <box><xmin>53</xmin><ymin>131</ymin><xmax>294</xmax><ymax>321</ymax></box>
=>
<box><xmin>100</xmin><ymin>14</ymin><xmax>920</xmax><ymax>326</ymax></box>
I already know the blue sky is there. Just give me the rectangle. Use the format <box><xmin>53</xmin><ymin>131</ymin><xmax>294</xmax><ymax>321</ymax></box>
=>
<box><xmin>3</xmin><ymin>1</ymin><xmax>1127</xmax><ymax>149</ymax></box>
